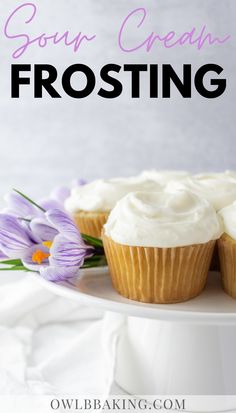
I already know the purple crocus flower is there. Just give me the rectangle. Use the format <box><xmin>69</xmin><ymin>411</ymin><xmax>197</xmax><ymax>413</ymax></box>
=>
<box><xmin>3</xmin><ymin>192</ymin><xmax>42</xmax><ymax>219</ymax></box>
<box><xmin>0</xmin><ymin>250</ymin><xmax>7</xmax><ymax>259</ymax></box>
<box><xmin>3</xmin><ymin>180</ymin><xmax>87</xmax><ymax>219</ymax></box>
<box><xmin>3</xmin><ymin>190</ymin><xmax>65</xmax><ymax>219</ymax></box>
<box><xmin>24</xmin><ymin>209</ymin><xmax>94</xmax><ymax>281</ymax></box>
<box><xmin>0</xmin><ymin>214</ymin><xmax>35</xmax><ymax>258</ymax></box>
<box><xmin>40</xmin><ymin>186</ymin><xmax>71</xmax><ymax>212</ymax></box>
<box><xmin>0</xmin><ymin>209</ymin><xmax>94</xmax><ymax>281</ymax></box>
<box><xmin>0</xmin><ymin>210</ymin><xmax>37</xmax><ymax>260</ymax></box>
<box><xmin>71</xmin><ymin>179</ymin><xmax>87</xmax><ymax>187</ymax></box>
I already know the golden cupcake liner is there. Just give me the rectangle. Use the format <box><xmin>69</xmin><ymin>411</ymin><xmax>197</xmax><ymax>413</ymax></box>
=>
<box><xmin>102</xmin><ymin>233</ymin><xmax>215</xmax><ymax>304</ymax></box>
<box><xmin>73</xmin><ymin>211</ymin><xmax>109</xmax><ymax>238</ymax></box>
<box><xmin>218</xmin><ymin>234</ymin><xmax>236</xmax><ymax>299</ymax></box>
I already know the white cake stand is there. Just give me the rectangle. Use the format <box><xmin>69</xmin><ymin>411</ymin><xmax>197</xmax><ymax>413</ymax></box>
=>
<box><xmin>35</xmin><ymin>268</ymin><xmax>236</xmax><ymax>397</ymax></box>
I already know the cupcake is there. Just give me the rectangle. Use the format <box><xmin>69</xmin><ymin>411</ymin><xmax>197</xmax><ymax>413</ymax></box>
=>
<box><xmin>138</xmin><ymin>169</ymin><xmax>191</xmax><ymax>186</ymax></box>
<box><xmin>218</xmin><ymin>202</ymin><xmax>236</xmax><ymax>299</ymax></box>
<box><xmin>64</xmin><ymin>178</ymin><xmax>161</xmax><ymax>238</ymax></box>
<box><xmin>166</xmin><ymin>175</ymin><xmax>236</xmax><ymax>272</ymax></box>
<box><xmin>194</xmin><ymin>170</ymin><xmax>236</xmax><ymax>182</ymax></box>
<box><xmin>102</xmin><ymin>190</ymin><xmax>222</xmax><ymax>304</ymax></box>
<box><xmin>166</xmin><ymin>175</ymin><xmax>236</xmax><ymax>211</ymax></box>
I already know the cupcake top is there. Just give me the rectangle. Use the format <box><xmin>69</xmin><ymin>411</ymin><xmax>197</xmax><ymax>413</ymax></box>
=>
<box><xmin>104</xmin><ymin>190</ymin><xmax>223</xmax><ymax>247</ymax></box>
<box><xmin>166</xmin><ymin>175</ymin><xmax>236</xmax><ymax>211</ymax></box>
<box><xmin>64</xmin><ymin>178</ymin><xmax>161</xmax><ymax>213</ymax></box>
<box><xmin>218</xmin><ymin>201</ymin><xmax>236</xmax><ymax>240</ymax></box>
<box><xmin>138</xmin><ymin>169</ymin><xmax>190</xmax><ymax>185</ymax></box>
<box><xmin>194</xmin><ymin>170</ymin><xmax>236</xmax><ymax>182</ymax></box>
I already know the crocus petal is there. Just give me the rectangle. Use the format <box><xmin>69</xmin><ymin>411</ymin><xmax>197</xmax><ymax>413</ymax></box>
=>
<box><xmin>40</xmin><ymin>198</ymin><xmax>64</xmax><ymax>211</ymax></box>
<box><xmin>30</xmin><ymin>217</ymin><xmax>58</xmax><ymax>241</ymax></box>
<box><xmin>41</xmin><ymin>199</ymin><xmax>61</xmax><ymax>210</ymax></box>
<box><xmin>3</xmin><ymin>192</ymin><xmax>40</xmax><ymax>218</ymax></box>
<box><xmin>20</xmin><ymin>220</ymin><xmax>42</xmax><ymax>244</ymax></box>
<box><xmin>0</xmin><ymin>214</ymin><xmax>34</xmax><ymax>258</ymax></box>
<box><xmin>50</xmin><ymin>186</ymin><xmax>71</xmax><ymax>203</ymax></box>
<box><xmin>49</xmin><ymin>234</ymin><xmax>92</xmax><ymax>268</ymax></box>
<box><xmin>71</xmin><ymin>179</ymin><xmax>87</xmax><ymax>187</ymax></box>
<box><xmin>22</xmin><ymin>244</ymin><xmax>50</xmax><ymax>271</ymax></box>
<box><xmin>46</xmin><ymin>209</ymin><xmax>86</xmax><ymax>244</ymax></box>
<box><xmin>0</xmin><ymin>250</ymin><xmax>7</xmax><ymax>260</ymax></box>
<box><xmin>40</xmin><ymin>265</ymin><xmax>79</xmax><ymax>282</ymax></box>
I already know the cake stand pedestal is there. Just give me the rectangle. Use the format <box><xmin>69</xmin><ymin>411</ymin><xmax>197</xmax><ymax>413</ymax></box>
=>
<box><xmin>115</xmin><ymin>317</ymin><xmax>236</xmax><ymax>395</ymax></box>
<box><xmin>36</xmin><ymin>269</ymin><xmax>236</xmax><ymax>398</ymax></box>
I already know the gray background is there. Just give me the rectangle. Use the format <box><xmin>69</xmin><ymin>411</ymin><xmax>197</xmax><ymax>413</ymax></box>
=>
<box><xmin>0</xmin><ymin>0</ymin><xmax>235</xmax><ymax>199</ymax></box>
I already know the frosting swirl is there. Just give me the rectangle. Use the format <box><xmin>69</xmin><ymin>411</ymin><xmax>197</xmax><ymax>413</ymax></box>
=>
<box><xmin>194</xmin><ymin>170</ymin><xmax>236</xmax><ymax>182</ymax></box>
<box><xmin>64</xmin><ymin>178</ymin><xmax>161</xmax><ymax>213</ymax></box>
<box><xmin>138</xmin><ymin>169</ymin><xmax>190</xmax><ymax>185</ymax></box>
<box><xmin>218</xmin><ymin>201</ymin><xmax>236</xmax><ymax>240</ymax></box>
<box><xmin>104</xmin><ymin>190</ymin><xmax>222</xmax><ymax>247</ymax></box>
<box><xmin>166</xmin><ymin>175</ymin><xmax>236</xmax><ymax>211</ymax></box>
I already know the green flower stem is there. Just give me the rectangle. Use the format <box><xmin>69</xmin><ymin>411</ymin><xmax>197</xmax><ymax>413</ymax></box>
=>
<box><xmin>82</xmin><ymin>234</ymin><xmax>103</xmax><ymax>248</ymax></box>
<box><xmin>0</xmin><ymin>259</ymin><xmax>23</xmax><ymax>266</ymax></box>
<box><xmin>0</xmin><ymin>266</ymin><xmax>28</xmax><ymax>271</ymax></box>
<box><xmin>13</xmin><ymin>189</ymin><xmax>46</xmax><ymax>213</ymax></box>
<box><xmin>82</xmin><ymin>255</ymin><xmax>107</xmax><ymax>268</ymax></box>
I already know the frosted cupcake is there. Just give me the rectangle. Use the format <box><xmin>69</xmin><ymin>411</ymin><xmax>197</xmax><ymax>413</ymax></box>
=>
<box><xmin>138</xmin><ymin>169</ymin><xmax>190</xmax><ymax>186</ymax></box>
<box><xmin>218</xmin><ymin>202</ymin><xmax>236</xmax><ymax>299</ymax></box>
<box><xmin>166</xmin><ymin>175</ymin><xmax>236</xmax><ymax>211</ymax></box>
<box><xmin>64</xmin><ymin>178</ymin><xmax>161</xmax><ymax>238</ymax></box>
<box><xmin>194</xmin><ymin>170</ymin><xmax>236</xmax><ymax>182</ymax></box>
<box><xmin>169</xmin><ymin>174</ymin><xmax>236</xmax><ymax>271</ymax></box>
<box><xmin>102</xmin><ymin>190</ymin><xmax>222</xmax><ymax>304</ymax></box>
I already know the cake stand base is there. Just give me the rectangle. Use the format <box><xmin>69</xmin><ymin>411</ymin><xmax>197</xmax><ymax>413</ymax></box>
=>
<box><xmin>35</xmin><ymin>269</ymin><xmax>236</xmax><ymax>401</ymax></box>
<box><xmin>115</xmin><ymin>316</ymin><xmax>236</xmax><ymax>395</ymax></box>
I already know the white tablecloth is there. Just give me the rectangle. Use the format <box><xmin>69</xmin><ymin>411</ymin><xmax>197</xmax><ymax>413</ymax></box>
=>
<box><xmin>0</xmin><ymin>271</ymin><xmax>126</xmax><ymax>399</ymax></box>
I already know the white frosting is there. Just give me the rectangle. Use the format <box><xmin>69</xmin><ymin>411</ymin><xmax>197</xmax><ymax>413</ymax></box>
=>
<box><xmin>194</xmin><ymin>170</ymin><xmax>236</xmax><ymax>182</ymax></box>
<box><xmin>166</xmin><ymin>176</ymin><xmax>236</xmax><ymax>211</ymax></box>
<box><xmin>218</xmin><ymin>201</ymin><xmax>236</xmax><ymax>240</ymax></box>
<box><xmin>64</xmin><ymin>178</ymin><xmax>161</xmax><ymax>213</ymax></box>
<box><xmin>104</xmin><ymin>190</ymin><xmax>222</xmax><ymax>247</ymax></box>
<box><xmin>138</xmin><ymin>170</ymin><xmax>190</xmax><ymax>185</ymax></box>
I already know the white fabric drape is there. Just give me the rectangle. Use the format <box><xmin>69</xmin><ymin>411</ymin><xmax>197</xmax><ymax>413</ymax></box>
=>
<box><xmin>0</xmin><ymin>272</ymin><xmax>126</xmax><ymax>397</ymax></box>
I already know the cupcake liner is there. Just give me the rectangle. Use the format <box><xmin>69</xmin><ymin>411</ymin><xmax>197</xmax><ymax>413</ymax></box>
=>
<box><xmin>102</xmin><ymin>233</ymin><xmax>215</xmax><ymax>304</ymax></box>
<box><xmin>73</xmin><ymin>211</ymin><xmax>109</xmax><ymax>238</ymax></box>
<box><xmin>218</xmin><ymin>234</ymin><xmax>236</xmax><ymax>299</ymax></box>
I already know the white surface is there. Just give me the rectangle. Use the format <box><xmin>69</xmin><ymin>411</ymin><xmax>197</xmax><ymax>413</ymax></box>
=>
<box><xmin>35</xmin><ymin>268</ymin><xmax>236</xmax><ymax>325</ymax></box>
<box><xmin>0</xmin><ymin>271</ymin><xmax>125</xmax><ymax>397</ymax></box>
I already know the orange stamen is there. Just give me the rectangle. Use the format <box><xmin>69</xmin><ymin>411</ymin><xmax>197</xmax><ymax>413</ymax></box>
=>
<box><xmin>32</xmin><ymin>250</ymin><xmax>50</xmax><ymax>265</ymax></box>
<box><xmin>42</xmin><ymin>240</ymin><xmax>53</xmax><ymax>249</ymax></box>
